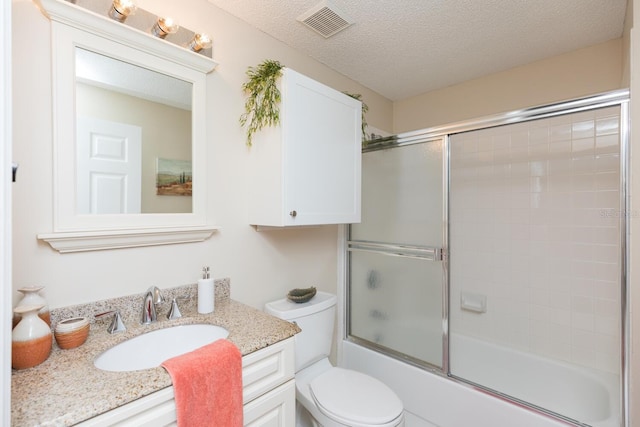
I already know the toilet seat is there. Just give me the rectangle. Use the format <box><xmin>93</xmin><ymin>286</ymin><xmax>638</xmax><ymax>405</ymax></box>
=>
<box><xmin>309</xmin><ymin>367</ymin><xmax>403</xmax><ymax>426</ymax></box>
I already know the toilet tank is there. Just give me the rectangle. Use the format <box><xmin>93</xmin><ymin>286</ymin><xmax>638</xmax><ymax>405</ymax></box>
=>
<box><xmin>265</xmin><ymin>292</ymin><xmax>337</xmax><ymax>372</ymax></box>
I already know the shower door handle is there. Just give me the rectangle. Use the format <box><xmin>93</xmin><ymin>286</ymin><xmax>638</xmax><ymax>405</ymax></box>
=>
<box><xmin>348</xmin><ymin>240</ymin><xmax>445</xmax><ymax>262</ymax></box>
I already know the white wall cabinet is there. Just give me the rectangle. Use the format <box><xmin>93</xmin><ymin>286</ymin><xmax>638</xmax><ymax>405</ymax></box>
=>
<box><xmin>248</xmin><ymin>67</ymin><xmax>362</xmax><ymax>227</ymax></box>
<box><xmin>78</xmin><ymin>338</ymin><xmax>295</xmax><ymax>426</ymax></box>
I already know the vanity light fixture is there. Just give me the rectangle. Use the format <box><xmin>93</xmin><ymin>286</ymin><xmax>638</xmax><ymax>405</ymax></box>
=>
<box><xmin>108</xmin><ymin>0</ymin><xmax>136</xmax><ymax>23</ymax></box>
<box><xmin>188</xmin><ymin>33</ymin><xmax>213</xmax><ymax>53</ymax></box>
<box><xmin>151</xmin><ymin>17</ymin><xmax>180</xmax><ymax>38</ymax></box>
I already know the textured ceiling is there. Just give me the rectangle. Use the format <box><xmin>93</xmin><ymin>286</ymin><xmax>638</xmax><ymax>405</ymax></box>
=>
<box><xmin>207</xmin><ymin>0</ymin><xmax>628</xmax><ymax>101</ymax></box>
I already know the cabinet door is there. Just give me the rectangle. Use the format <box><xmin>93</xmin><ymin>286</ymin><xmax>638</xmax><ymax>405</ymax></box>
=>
<box><xmin>282</xmin><ymin>69</ymin><xmax>361</xmax><ymax>226</ymax></box>
<box><xmin>243</xmin><ymin>337</ymin><xmax>295</xmax><ymax>403</ymax></box>
<box><xmin>243</xmin><ymin>380</ymin><xmax>295</xmax><ymax>427</ymax></box>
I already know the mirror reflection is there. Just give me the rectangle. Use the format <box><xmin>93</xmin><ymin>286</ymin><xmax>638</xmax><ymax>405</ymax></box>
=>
<box><xmin>75</xmin><ymin>47</ymin><xmax>193</xmax><ymax>214</ymax></box>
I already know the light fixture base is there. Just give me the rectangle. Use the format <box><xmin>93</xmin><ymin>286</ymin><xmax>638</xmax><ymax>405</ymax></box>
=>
<box><xmin>38</xmin><ymin>0</ymin><xmax>213</xmax><ymax>60</ymax></box>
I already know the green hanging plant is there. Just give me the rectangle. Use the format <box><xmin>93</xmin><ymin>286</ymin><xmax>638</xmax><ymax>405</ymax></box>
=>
<box><xmin>239</xmin><ymin>60</ymin><xmax>370</xmax><ymax>148</ymax></box>
<box><xmin>240</xmin><ymin>59</ymin><xmax>284</xmax><ymax>147</ymax></box>
<box><xmin>342</xmin><ymin>92</ymin><xmax>369</xmax><ymax>145</ymax></box>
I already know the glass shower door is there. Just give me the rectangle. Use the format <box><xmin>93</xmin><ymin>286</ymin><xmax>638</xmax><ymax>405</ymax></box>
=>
<box><xmin>348</xmin><ymin>138</ymin><xmax>445</xmax><ymax>367</ymax></box>
<box><xmin>448</xmin><ymin>106</ymin><xmax>623</xmax><ymax>427</ymax></box>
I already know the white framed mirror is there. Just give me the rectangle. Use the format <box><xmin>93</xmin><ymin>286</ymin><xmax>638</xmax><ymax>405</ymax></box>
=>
<box><xmin>75</xmin><ymin>47</ymin><xmax>194</xmax><ymax>216</ymax></box>
<box><xmin>35</xmin><ymin>0</ymin><xmax>218</xmax><ymax>252</ymax></box>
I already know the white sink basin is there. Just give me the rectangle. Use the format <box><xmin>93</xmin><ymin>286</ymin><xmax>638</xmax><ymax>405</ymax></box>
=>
<box><xmin>94</xmin><ymin>324</ymin><xmax>229</xmax><ymax>372</ymax></box>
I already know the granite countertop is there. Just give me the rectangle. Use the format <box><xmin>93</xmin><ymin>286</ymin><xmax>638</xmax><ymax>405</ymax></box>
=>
<box><xmin>11</xmin><ymin>281</ymin><xmax>300</xmax><ymax>427</ymax></box>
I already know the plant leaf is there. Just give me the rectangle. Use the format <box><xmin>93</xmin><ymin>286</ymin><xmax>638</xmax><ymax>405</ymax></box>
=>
<box><xmin>343</xmin><ymin>92</ymin><xmax>369</xmax><ymax>145</ymax></box>
<box><xmin>240</xmin><ymin>60</ymin><xmax>284</xmax><ymax>146</ymax></box>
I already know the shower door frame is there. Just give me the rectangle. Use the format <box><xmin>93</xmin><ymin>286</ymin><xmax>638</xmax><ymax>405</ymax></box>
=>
<box><xmin>342</xmin><ymin>89</ymin><xmax>630</xmax><ymax>427</ymax></box>
<box><xmin>346</xmin><ymin>133</ymin><xmax>449</xmax><ymax>372</ymax></box>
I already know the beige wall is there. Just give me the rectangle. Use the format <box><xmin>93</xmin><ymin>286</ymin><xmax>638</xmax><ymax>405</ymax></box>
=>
<box><xmin>11</xmin><ymin>0</ymin><xmax>393</xmax><ymax>310</ymax></box>
<box><xmin>393</xmin><ymin>38</ymin><xmax>624</xmax><ymax>133</ymax></box>
<box><xmin>622</xmin><ymin>0</ymin><xmax>633</xmax><ymax>87</ymax></box>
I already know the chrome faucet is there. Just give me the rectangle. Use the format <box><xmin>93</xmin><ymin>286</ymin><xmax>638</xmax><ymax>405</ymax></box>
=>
<box><xmin>141</xmin><ymin>286</ymin><xmax>164</xmax><ymax>324</ymax></box>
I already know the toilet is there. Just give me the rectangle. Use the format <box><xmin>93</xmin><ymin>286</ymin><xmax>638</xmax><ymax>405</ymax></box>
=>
<box><xmin>265</xmin><ymin>292</ymin><xmax>405</xmax><ymax>427</ymax></box>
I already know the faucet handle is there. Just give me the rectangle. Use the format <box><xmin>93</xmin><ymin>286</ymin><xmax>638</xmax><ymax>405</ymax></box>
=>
<box><xmin>167</xmin><ymin>296</ymin><xmax>189</xmax><ymax>320</ymax></box>
<box><xmin>95</xmin><ymin>310</ymin><xmax>126</xmax><ymax>334</ymax></box>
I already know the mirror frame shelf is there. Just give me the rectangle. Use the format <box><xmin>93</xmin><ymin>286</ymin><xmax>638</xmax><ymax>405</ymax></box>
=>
<box><xmin>35</xmin><ymin>0</ymin><xmax>220</xmax><ymax>253</ymax></box>
<box><xmin>37</xmin><ymin>226</ymin><xmax>218</xmax><ymax>253</ymax></box>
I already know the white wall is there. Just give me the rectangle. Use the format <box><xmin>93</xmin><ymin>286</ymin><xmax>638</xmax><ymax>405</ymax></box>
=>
<box><xmin>11</xmin><ymin>0</ymin><xmax>393</xmax><ymax>311</ymax></box>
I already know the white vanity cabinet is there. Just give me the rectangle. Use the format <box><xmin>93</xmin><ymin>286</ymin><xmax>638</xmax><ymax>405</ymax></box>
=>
<box><xmin>248</xmin><ymin>68</ymin><xmax>362</xmax><ymax>227</ymax></box>
<box><xmin>78</xmin><ymin>337</ymin><xmax>295</xmax><ymax>426</ymax></box>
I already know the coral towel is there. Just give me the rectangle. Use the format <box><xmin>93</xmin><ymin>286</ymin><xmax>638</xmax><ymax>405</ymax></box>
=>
<box><xmin>162</xmin><ymin>339</ymin><xmax>243</xmax><ymax>427</ymax></box>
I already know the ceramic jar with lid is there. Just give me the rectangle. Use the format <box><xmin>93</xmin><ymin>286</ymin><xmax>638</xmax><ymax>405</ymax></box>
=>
<box><xmin>13</xmin><ymin>286</ymin><xmax>50</xmax><ymax>328</ymax></box>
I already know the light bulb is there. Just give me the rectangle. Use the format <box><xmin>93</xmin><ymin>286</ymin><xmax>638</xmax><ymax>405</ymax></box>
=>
<box><xmin>188</xmin><ymin>33</ymin><xmax>212</xmax><ymax>52</ymax></box>
<box><xmin>108</xmin><ymin>0</ymin><xmax>136</xmax><ymax>22</ymax></box>
<box><xmin>152</xmin><ymin>17</ymin><xmax>180</xmax><ymax>38</ymax></box>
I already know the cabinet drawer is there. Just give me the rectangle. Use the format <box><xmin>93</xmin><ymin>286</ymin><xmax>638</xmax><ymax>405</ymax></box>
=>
<box><xmin>243</xmin><ymin>379</ymin><xmax>295</xmax><ymax>427</ymax></box>
<box><xmin>243</xmin><ymin>337</ymin><xmax>295</xmax><ymax>404</ymax></box>
<box><xmin>77</xmin><ymin>387</ymin><xmax>176</xmax><ymax>427</ymax></box>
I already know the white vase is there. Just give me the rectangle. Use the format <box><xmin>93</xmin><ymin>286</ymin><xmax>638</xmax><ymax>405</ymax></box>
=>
<box><xmin>13</xmin><ymin>286</ymin><xmax>50</xmax><ymax>328</ymax></box>
<box><xmin>12</xmin><ymin>304</ymin><xmax>53</xmax><ymax>370</ymax></box>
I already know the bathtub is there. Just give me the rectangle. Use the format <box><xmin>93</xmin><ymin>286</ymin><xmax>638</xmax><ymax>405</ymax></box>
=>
<box><xmin>341</xmin><ymin>334</ymin><xmax>620</xmax><ymax>427</ymax></box>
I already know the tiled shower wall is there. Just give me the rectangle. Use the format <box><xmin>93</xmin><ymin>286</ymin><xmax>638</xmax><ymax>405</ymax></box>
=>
<box><xmin>449</xmin><ymin>106</ymin><xmax>621</xmax><ymax>374</ymax></box>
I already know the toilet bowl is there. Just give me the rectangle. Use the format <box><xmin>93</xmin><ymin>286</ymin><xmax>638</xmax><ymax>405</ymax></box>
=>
<box><xmin>265</xmin><ymin>292</ymin><xmax>404</xmax><ymax>427</ymax></box>
<box><xmin>296</xmin><ymin>358</ymin><xmax>404</xmax><ymax>427</ymax></box>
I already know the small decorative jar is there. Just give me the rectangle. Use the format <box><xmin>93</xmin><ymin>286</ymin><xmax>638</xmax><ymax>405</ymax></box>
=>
<box><xmin>54</xmin><ymin>317</ymin><xmax>90</xmax><ymax>349</ymax></box>
<box><xmin>12</xmin><ymin>305</ymin><xmax>53</xmax><ymax>370</ymax></box>
<box><xmin>13</xmin><ymin>286</ymin><xmax>50</xmax><ymax>328</ymax></box>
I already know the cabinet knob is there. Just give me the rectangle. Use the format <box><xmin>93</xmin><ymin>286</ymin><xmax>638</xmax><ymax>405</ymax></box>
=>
<box><xmin>289</xmin><ymin>210</ymin><xmax>297</xmax><ymax>218</ymax></box>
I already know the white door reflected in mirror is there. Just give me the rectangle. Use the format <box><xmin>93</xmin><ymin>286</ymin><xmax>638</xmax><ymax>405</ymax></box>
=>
<box><xmin>76</xmin><ymin>117</ymin><xmax>142</xmax><ymax>214</ymax></box>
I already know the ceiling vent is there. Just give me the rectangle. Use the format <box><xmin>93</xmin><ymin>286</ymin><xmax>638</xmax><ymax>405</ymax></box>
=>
<box><xmin>297</xmin><ymin>0</ymin><xmax>354</xmax><ymax>38</ymax></box>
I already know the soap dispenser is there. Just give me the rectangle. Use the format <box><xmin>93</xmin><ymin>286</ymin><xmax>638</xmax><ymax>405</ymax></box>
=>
<box><xmin>197</xmin><ymin>266</ymin><xmax>214</xmax><ymax>314</ymax></box>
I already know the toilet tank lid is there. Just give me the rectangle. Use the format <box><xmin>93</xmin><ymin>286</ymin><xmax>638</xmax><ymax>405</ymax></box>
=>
<box><xmin>265</xmin><ymin>291</ymin><xmax>336</xmax><ymax>320</ymax></box>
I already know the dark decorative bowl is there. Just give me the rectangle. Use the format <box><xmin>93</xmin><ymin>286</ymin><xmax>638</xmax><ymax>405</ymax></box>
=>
<box><xmin>287</xmin><ymin>286</ymin><xmax>317</xmax><ymax>303</ymax></box>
